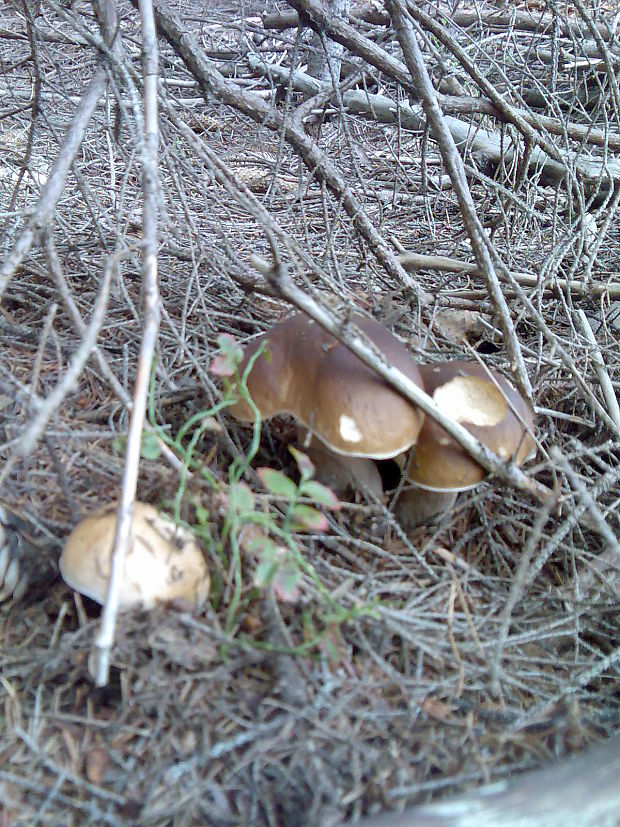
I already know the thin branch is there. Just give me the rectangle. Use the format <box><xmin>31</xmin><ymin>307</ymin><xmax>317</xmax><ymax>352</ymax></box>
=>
<box><xmin>43</xmin><ymin>231</ymin><xmax>184</xmax><ymax>474</ymax></box>
<box><xmin>575</xmin><ymin>310</ymin><xmax>620</xmax><ymax>432</ymax></box>
<box><xmin>284</xmin><ymin>0</ymin><xmax>620</xmax><ymax>185</ymax></box>
<box><xmin>250</xmin><ymin>53</ymin><xmax>620</xmax><ymax>151</ymax></box>
<box><xmin>0</xmin><ymin>247</ymin><xmax>117</xmax><ymax>489</ymax></box>
<box><xmin>146</xmin><ymin>0</ymin><xmax>425</xmax><ymax>303</ymax></box>
<box><xmin>343</xmin><ymin>87</ymin><xmax>620</xmax><ymax>189</ymax></box>
<box><xmin>489</xmin><ymin>491</ymin><xmax>558</xmax><ymax>693</ymax></box>
<box><xmin>93</xmin><ymin>0</ymin><xmax>162</xmax><ymax>687</ymax></box>
<box><xmin>264</xmin><ymin>4</ymin><xmax>619</xmax><ymax>41</ymax></box>
<box><xmin>551</xmin><ymin>447</ymin><xmax>619</xmax><ymax>554</ymax></box>
<box><xmin>397</xmin><ymin>251</ymin><xmax>620</xmax><ymax>299</ymax></box>
<box><xmin>0</xmin><ymin>67</ymin><xmax>109</xmax><ymax>301</ymax></box>
<box><xmin>388</xmin><ymin>0</ymin><xmax>531</xmax><ymax>402</ymax></box>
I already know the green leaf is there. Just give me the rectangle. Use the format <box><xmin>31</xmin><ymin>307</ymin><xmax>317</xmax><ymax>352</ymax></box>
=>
<box><xmin>228</xmin><ymin>481</ymin><xmax>255</xmax><ymax>514</ymax></box>
<box><xmin>289</xmin><ymin>446</ymin><xmax>315</xmax><ymax>481</ymax></box>
<box><xmin>288</xmin><ymin>505</ymin><xmax>329</xmax><ymax>532</ymax></box>
<box><xmin>255</xmin><ymin>559</ymin><xmax>279</xmax><ymax>587</ymax></box>
<box><xmin>194</xmin><ymin>503</ymin><xmax>211</xmax><ymax>525</ymax></box>
<box><xmin>299</xmin><ymin>480</ymin><xmax>341</xmax><ymax>511</ymax></box>
<box><xmin>256</xmin><ymin>467</ymin><xmax>298</xmax><ymax>499</ymax></box>
<box><xmin>112</xmin><ymin>435</ymin><xmax>126</xmax><ymax>454</ymax></box>
<box><xmin>140</xmin><ymin>431</ymin><xmax>162</xmax><ymax>460</ymax></box>
<box><xmin>245</xmin><ymin>534</ymin><xmax>279</xmax><ymax>561</ymax></box>
<box><xmin>273</xmin><ymin>564</ymin><xmax>301</xmax><ymax>602</ymax></box>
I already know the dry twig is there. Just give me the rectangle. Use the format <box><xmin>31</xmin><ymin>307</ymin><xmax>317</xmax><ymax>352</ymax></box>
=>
<box><xmin>93</xmin><ymin>0</ymin><xmax>162</xmax><ymax>687</ymax></box>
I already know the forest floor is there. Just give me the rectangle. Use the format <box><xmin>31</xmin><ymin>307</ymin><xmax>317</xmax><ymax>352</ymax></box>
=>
<box><xmin>0</xmin><ymin>0</ymin><xmax>618</xmax><ymax>824</ymax></box>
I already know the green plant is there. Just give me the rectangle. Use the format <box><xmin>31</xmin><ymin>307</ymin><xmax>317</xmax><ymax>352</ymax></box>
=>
<box><xmin>145</xmin><ymin>334</ymin><xmax>377</xmax><ymax>651</ymax></box>
<box><xmin>251</xmin><ymin>446</ymin><xmax>341</xmax><ymax>598</ymax></box>
<box><xmin>210</xmin><ymin>335</ymin><xmax>346</xmax><ymax>630</ymax></box>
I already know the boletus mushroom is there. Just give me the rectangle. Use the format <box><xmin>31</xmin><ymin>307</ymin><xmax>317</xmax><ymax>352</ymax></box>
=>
<box><xmin>229</xmin><ymin>313</ymin><xmax>425</xmax><ymax>496</ymax></box>
<box><xmin>60</xmin><ymin>502</ymin><xmax>209</xmax><ymax>610</ymax></box>
<box><xmin>395</xmin><ymin>361</ymin><xmax>536</xmax><ymax>527</ymax></box>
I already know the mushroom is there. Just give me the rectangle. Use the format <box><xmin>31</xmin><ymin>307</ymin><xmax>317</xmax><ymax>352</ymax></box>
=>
<box><xmin>229</xmin><ymin>313</ymin><xmax>425</xmax><ymax>497</ymax></box>
<box><xmin>59</xmin><ymin>502</ymin><xmax>209</xmax><ymax>610</ymax></box>
<box><xmin>395</xmin><ymin>361</ymin><xmax>536</xmax><ymax>527</ymax></box>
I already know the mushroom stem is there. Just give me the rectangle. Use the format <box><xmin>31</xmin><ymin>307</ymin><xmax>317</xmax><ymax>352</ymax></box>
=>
<box><xmin>394</xmin><ymin>488</ymin><xmax>458</xmax><ymax>529</ymax></box>
<box><xmin>297</xmin><ymin>429</ymin><xmax>383</xmax><ymax>498</ymax></box>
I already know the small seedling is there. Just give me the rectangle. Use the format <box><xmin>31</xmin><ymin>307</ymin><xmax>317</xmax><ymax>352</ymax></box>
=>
<box><xmin>249</xmin><ymin>447</ymin><xmax>341</xmax><ymax>601</ymax></box>
<box><xmin>148</xmin><ymin>334</ymin><xmax>374</xmax><ymax>652</ymax></box>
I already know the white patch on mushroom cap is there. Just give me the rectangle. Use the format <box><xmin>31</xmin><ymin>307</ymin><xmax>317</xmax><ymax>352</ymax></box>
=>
<box><xmin>339</xmin><ymin>414</ymin><xmax>363</xmax><ymax>443</ymax></box>
<box><xmin>433</xmin><ymin>376</ymin><xmax>507</xmax><ymax>427</ymax></box>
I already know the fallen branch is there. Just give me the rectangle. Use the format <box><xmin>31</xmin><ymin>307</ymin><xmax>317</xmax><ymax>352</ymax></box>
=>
<box><xmin>575</xmin><ymin>310</ymin><xmax>620</xmax><ymax>432</ymax></box>
<box><xmin>344</xmin><ymin>88</ymin><xmax>570</xmax><ymax>186</ymax></box>
<box><xmin>450</xmin><ymin>4</ymin><xmax>619</xmax><ymax>41</ymax></box>
<box><xmin>551</xmin><ymin>447</ymin><xmax>619</xmax><ymax>554</ymax></box>
<box><xmin>265</xmin><ymin>3</ymin><xmax>619</xmax><ymax>42</ymax></box>
<box><xmin>0</xmin><ymin>67</ymin><xmax>109</xmax><ymax>302</ymax></box>
<box><xmin>241</xmin><ymin>65</ymin><xmax>620</xmax><ymax>187</ymax></box>
<box><xmin>397</xmin><ymin>251</ymin><xmax>620</xmax><ymax>300</ymax></box>
<box><xmin>489</xmin><ymin>490</ymin><xmax>558</xmax><ymax>693</ymax></box>
<box><xmin>252</xmin><ymin>41</ymin><xmax>620</xmax><ymax>152</ymax></box>
<box><xmin>262</xmin><ymin>4</ymin><xmax>390</xmax><ymax>31</ymax></box>
<box><xmin>0</xmin><ymin>246</ymin><xmax>116</xmax><ymax>489</ymax></box>
<box><xmin>284</xmin><ymin>0</ymin><xmax>620</xmax><ymax>185</ymax></box>
<box><xmin>405</xmin><ymin>1</ymin><xmax>619</xmax><ymax>187</ymax></box>
<box><xmin>144</xmin><ymin>0</ymin><xmax>425</xmax><ymax>302</ymax></box>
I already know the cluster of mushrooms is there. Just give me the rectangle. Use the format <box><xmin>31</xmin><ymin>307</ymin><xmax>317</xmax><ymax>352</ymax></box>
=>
<box><xmin>230</xmin><ymin>313</ymin><xmax>536</xmax><ymax>527</ymax></box>
<box><xmin>57</xmin><ymin>312</ymin><xmax>534</xmax><ymax>610</ymax></box>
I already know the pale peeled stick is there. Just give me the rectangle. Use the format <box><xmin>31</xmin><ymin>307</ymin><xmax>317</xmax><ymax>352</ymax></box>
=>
<box><xmin>60</xmin><ymin>502</ymin><xmax>209</xmax><ymax>610</ymax></box>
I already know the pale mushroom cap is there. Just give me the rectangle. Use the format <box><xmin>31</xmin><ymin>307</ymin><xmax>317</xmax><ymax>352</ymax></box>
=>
<box><xmin>230</xmin><ymin>313</ymin><xmax>425</xmax><ymax>460</ymax></box>
<box><xmin>407</xmin><ymin>361</ymin><xmax>536</xmax><ymax>491</ymax></box>
<box><xmin>59</xmin><ymin>502</ymin><xmax>209</xmax><ymax>610</ymax></box>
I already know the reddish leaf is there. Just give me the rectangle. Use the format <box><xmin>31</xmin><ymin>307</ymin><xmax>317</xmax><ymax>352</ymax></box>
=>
<box><xmin>289</xmin><ymin>446</ymin><xmax>315</xmax><ymax>480</ymax></box>
<box><xmin>300</xmin><ymin>480</ymin><xmax>341</xmax><ymax>511</ymax></box>
<box><xmin>210</xmin><ymin>334</ymin><xmax>244</xmax><ymax>376</ymax></box>
<box><xmin>289</xmin><ymin>505</ymin><xmax>329</xmax><ymax>532</ymax></box>
<box><xmin>272</xmin><ymin>564</ymin><xmax>301</xmax><ymax>603</ymax></box>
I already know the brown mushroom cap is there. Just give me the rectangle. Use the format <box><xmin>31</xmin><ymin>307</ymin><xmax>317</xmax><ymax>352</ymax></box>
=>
<box><xmin>230</xmin><ymin>313</ymin><xmax>425</xmax><ymax>460</ymax></box>
<box><xmin>59</xmin><ymin>502</ymin><xmax>209</xmax><ymax>610</ymax></box>
<box><xmin>405</xmin><ymin>361</ymin><xmax>536</xmax><ymax>491</ymax></box>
